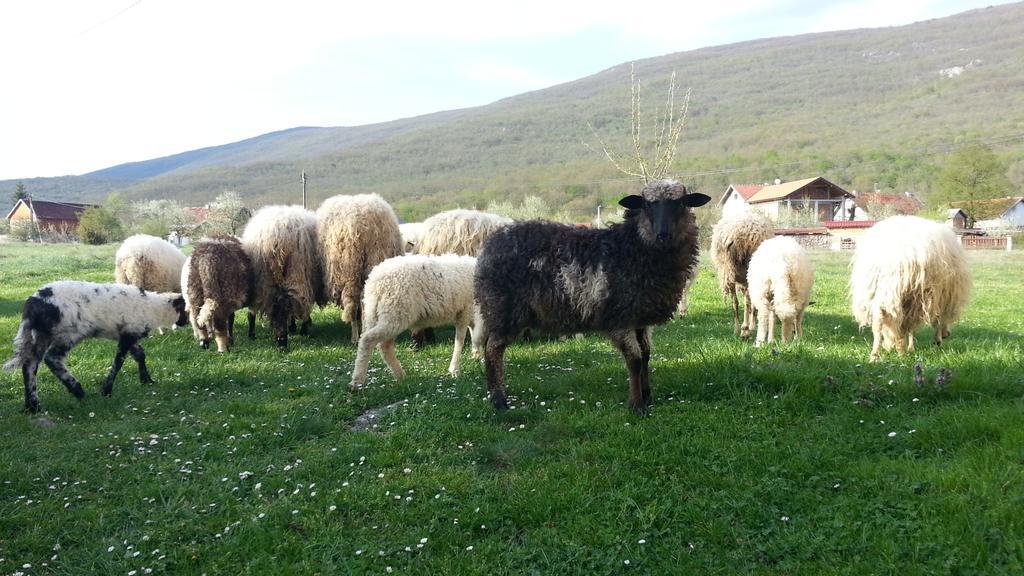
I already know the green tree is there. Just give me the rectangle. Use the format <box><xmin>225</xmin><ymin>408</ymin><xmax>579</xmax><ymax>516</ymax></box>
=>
<box><xmin>77</xmin><ymin>206</ymin><xmax>125</xmax><ymax>245</ymax></box>
<box><xmin>11</xmin><ymin>181</ymin><xmax>28</xmax><ymax>205</ymax></box>
<box><xmin>934</xmin><ymin>144</ymin><xmax>1012</xmax><ymax>221</ymax></box>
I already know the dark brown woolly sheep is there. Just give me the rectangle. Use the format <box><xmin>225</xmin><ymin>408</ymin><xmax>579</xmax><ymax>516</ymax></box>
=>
<box><xmin>186</xmin><ymin>235</ymin><xmax>254</xmax><ymax>352</ymax></box>
<box><xmin>474</xmin><ymin>179</ymin><xmax>711</xmax><ymax>415</ymax></box>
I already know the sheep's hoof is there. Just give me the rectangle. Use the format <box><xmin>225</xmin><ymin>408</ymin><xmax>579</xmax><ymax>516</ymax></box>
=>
<box><xmin>69</xmin><ymin>385</ymin><xmax>86</xmax><ymax>399</ymax></box>
<box><xmin>629</xmin><ymin>401</ymin><xmax>651</xmax><ymax>417</ymax></box>
<box><xmin>348</xmin><ymin>381</ymin><xmax>363</xmax><ymax>392</ymax></box>
<box><xmin>141</xmin><ymin>376</ymin><xmax>154</xmax><ymax>385</ymax></box>
<box><xmin>100</xmin><ymin>386</ymin><xmax>113</xmax><ymax>397</ymax></box>
<box><xmin>24</xmin><ymin>401</ymin><xmax>40</xmax><ymax>413</ymax></box>
<box><xmin>200</xmin><ymin>339</ymin><xmax>210</xmax><ymax>350</ymax></box>
<box><xmin>490</xmin><ymin>390</ymin><xmax>509</xmax><ymax>411</ymax></box>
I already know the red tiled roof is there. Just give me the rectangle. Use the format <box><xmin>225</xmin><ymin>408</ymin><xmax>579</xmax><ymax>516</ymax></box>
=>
<box><xmin>731</xmin><ymin>184</ymin><xmax>764</xmax><ymax>201</ymax></box>
<box><xmin>6</xmin><ymin>199</ymin><xmax>98</xmax><ymax>221</ymax></box>
<box><xmin>185</xmin><ymin>206</ymin><xmax>213</xmax><ymax>223</ymax></box>
<box><xmin>823</xmin><ymin>220</ymin><xmax>877</xmax><ymax>229</ymax></box>
<box><xmin>854</xmin><ymin>192</ymin><xmax>922</xmax><ymax>215</ymax></box>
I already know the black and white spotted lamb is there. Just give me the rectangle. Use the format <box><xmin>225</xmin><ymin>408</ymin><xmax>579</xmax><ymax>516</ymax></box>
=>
<box><xmin>3</xmin><ymin>281</ymin><xmax>188</xmax><ymax>412</ymax></box>
<box><xmin>475</xmin><ymin>179</ymin><xmax>711</xmax><ymax>414</ymax></box>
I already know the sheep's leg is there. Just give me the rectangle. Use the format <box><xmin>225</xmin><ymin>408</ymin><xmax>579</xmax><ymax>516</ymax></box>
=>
<box><xmin>380</xmin><ymin>339</ymin><xmax>405</xmax><ymax>380</ymax></box>
<box><xmin>21</xmin><ymin>338</ymin><xmax>49</xmax><ymax>413</ymax></box>
<box><xmin>754</xmin><ymin>307</ymin><xmax>768</xmax><ymax>347</ymax></box>
<box><xmin>636</xmin><ymin>327</ymin><xmax>653</xmax><ymax>408</ymax></box>
<box><xmin>102</xmin><ymin>340</ymin><xmax>132</xmax><ymax>397</ymax></box>
<box><xmin>869</xmin><ymin>315</ymin><xmax>884</xmax><ymax>362</ymax></box>
<box><xmin>676</xmin><ymin>287</ymin><xmax>690</xmax><ymax>317</ymax></box>
<box><xmin>350</xmin><ymin>324</ymin><xmax>395</xmax><ymax>390</ymax></box>
<box><xmin>740</xmin><ymin>289</ymin><xmax>753</xmax><ymax>339</ymax></box>
<box><xmin>43</xmin><ymin>345</ymin><xmax>85</xmax><ymax>400</ymax></box>
<box><xmin>795</xmin><ymin>311</ymin><xmax>805</xmax><ymax>341</ymax></box>
<box><xmin>128</xmin><ymin>343</ymin><xmax>153</xmax><ymax>384</ymax></box>
<box><xmin>227</xmin><ymin>313</ymin><xmax>235</xmax><ymax>347</ymax></box>
<box><xmin>609</xmin><ymin>329</ymin><xmax>646</xmax><ymax>415</ymax></box>
<box><xmin>288</xmin><ymin>317</ymin><xmax>298</xmax><ymax>334</ymax></box>
<box><xmin>213</xmin><ymin>312</ymin><xmax>231</xmax><ymax>353</ymax></box>
<box><xmin>484</xmin><ymin>334</ymin><xmax>510</xmax><ymax>411</ymax></box>
<box><xmin>730</xmin><ymin>287</ymin><xmax>741</xmax><ymax>336</ymax></box>
<box><xmin>350</xmin><ymin>317</ymin><xmax>361</xmax><ymax>344</ymax></box>
<box><xmin>299</xmin><ymin>317</ymin><xmax>312</xmax><ymax>336</ymax></box>
<box><xmin>449</xmin><ymin>323</ymin><xmax>468</xmax><ymax>377</ymax></box>
<box><xmin>904</xmin><ymin>332</ymin><xmax>914</xmax><ymax>354</ymax></box>
<box><xmin>247</xmin><ymin>310</ymin><xmax>257</xmax><ymax>339</ymax></box>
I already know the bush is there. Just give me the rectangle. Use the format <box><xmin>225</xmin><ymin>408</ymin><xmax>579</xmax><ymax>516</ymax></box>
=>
<box><xmin>77</xmin><ymin>206</ymin><xmax>125</xmax><ymax>245</ymax></box>
<box><xmin>0</xmin><ymin>218</ymin><xmax>10</xmax><ymax>235</ymax></box>
<box><xmin>9</xmin><ymin>221</ymin><xmax>39</xmax><ymax>242</ymax></box>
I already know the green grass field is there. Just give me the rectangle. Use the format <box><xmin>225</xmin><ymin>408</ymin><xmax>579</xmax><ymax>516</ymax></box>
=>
<box><xmin>1</xmin><ymin>242</ymin><xmax>1022</xmax><ymax>575</ymax></box>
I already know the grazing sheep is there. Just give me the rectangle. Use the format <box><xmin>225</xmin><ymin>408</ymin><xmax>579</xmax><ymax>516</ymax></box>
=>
<box><xmin>115</xmin><ymin>234</ymin><xmax>187</xmax><ymax>292</ymax></box>
<box><xmin>241</xmin><ymin>205</ymin><xmax>322</xmax><ymax>351</ymax></box>
<box><xmin>399</xmin><ymin>222</ymin><xmax>426</xmax><ymax>254</ymax></box>
<box><xmin>850</xmin><ymin>215</ymin><xmax>971</xmax><ymax>362</ymax></box>
<box><xmin>349</xmin><ymin>254</ymin><xmax>482</xmax><ymax>390</ymax></box>
<box><xmin>3</xmin><ymin>281</ymin><xmax>188</xmax><ymax>412</ymax></box>
<box><xmin>747</xmin><ymin>236</ymin><xmax>815</xmax><ymax>346</ymax></box>
<box><xmin>475</xmin><ymin>179</ymin><xmax>711</xmax><ymax>414</ymax></box>
<box><xmin>186</xmin><ymin>235</ymin><xmax>253</xmax><ymax>352</ymax></box>
<box><xmin>416</xmin><ymin>209</ymin><xmax>513</xmax><ymax>257</ymax></box>
<box><xmin>710</xmin><ymin>209</ymin><xmax>774</xmax><ymax>338</ymax></box>
<box><xmin>412</xmin><ymin>209</ymin><xmax>512</xmax><ymax>347</ymax></box>
<box><xmin>317</xmin><ymin>194</ymin><xmax>404</xmax><ymax>343</ymax></box>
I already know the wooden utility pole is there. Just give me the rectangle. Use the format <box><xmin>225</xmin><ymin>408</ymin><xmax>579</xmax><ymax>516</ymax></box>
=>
<box><xmin>301</xmin><ymin>171</ymin><xmax>307</xmax><ymax>209</ymax></box>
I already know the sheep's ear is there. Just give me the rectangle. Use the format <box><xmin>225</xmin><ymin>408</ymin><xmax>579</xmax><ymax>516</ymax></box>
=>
<box><xmin>618</xmin><ymin>195</ymin><xmax>645</xmax><ymax>210</ymax></box>
<box><xmin>683</xmin><ymin>193</ymin><xmax>712</xmax><ymax>207</ymax></box>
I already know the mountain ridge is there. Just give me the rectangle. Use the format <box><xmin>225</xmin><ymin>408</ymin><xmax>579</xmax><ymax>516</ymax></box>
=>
<box><xmin>5</xmin><ymin>2</ymin><xmax>1023</xmax><ymax>220</ymax></box>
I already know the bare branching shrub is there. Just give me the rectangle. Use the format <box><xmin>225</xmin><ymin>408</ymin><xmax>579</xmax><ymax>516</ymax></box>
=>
<box><xmin>586</xmin><ymin>63</ymin><xmax>691</xmax><ymax>184</ymax></box>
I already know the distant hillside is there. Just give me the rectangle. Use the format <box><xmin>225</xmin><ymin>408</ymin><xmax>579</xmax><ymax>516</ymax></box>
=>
<box><xmin>6</xmin><ymin>2</ymin><xmax>1024</xmax><ymax>220</ymax></box>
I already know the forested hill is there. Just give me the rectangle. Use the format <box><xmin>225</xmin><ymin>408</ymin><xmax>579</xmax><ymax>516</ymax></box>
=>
<box><xmin>6</xmin><ymin>2</ymin><xmax>1023</xmax><ymax>221</ymax></box>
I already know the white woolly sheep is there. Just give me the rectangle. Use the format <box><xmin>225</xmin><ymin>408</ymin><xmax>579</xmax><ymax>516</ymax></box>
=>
<box><xmin>115</xmin><ymin>234</ymin><xmax>187</xmax><ymax>292</ymax></box>
<box><xmin>399</xmin><ymin>222</ymin><xmax>426</xmax><ymax>253</ymax></box>
<box><xmin>710</xmin><ymin>209</ymin><xmax>775</xmax><ymax>337</ymax></box>
<box><xmin>316</xmin><ymin>194</ymin><xmax>404</xmax><ymax>343</ymax></box>
<box><xmin>747</xmin><ymin>236</ymin><xmax>815</xmax><ymax>346</ymax></box>
<box><xmin>850</xmin><ymin>215</ymin><xmax>971</xmax><ymax>362</ymax></box>
<box><xmin>416</xmin><ymin>209</ymin><xmax>513</xmax><ymax>257</ymax></box>
<box><xmin>4</xmin><ymin>281</ymin><xmax>188</xmax><ymax>412</ymax></box>
<box><xmin>349</xmin><ymin>254</ymin><xmax>482</xmax><ymax>390</ymax></box>
<box><xmin>186</xmin><ymin>235</ymin><xmax>253</xmax><ymax>352</ymax></box>
<box><xmin>241</xmin><ymin>205</ymin><xmax>323</xmax><ymax>351</ymax></box>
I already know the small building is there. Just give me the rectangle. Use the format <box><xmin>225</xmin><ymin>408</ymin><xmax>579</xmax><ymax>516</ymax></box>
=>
<box><xmin>951</xmin><ymin>197</ymin><xmax>1024</xmax><ymax>229</ymax></box>
<box><xmin>720</xmin><ymin>177</ymin><xmax>852</xmax><ymax>223</ymax></box>
<box><xmin>845</xmin><ymin>191</ymin><xmax>923</xmax><ymax>221</ymax></box>
<box><xmin>822</xmin><ymin>220</ymin><xmax>877</xmax><ymax>250</ymax></box>
<box><xmin>5</xmin><ymin>198</ymin><xmax>98</xmax><ymax>233</ymax></box>
<box><xmin>946</xmin><ymin>208</ymin><xmax>969</xmax><ymax>230</ymax></box>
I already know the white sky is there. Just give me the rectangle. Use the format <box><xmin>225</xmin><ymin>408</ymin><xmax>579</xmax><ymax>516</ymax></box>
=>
<box><xmin>0</xmin><ymin>0</ymin><xmax>1009</xmax><ymax>179</ymax></box>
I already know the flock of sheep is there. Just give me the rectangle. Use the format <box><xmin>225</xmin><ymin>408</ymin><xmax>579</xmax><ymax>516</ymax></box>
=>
<box><xmin>4</xmin><ymin>179</ymin><xmax>972</xmax><ymax>414</ymax></box>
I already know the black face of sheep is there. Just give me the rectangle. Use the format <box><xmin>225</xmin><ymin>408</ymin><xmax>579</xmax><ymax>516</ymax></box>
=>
<box><xmin>618</xmin><ymin>191</ymin><xmax>711</xmax><ymax>245</ymax></box>
<box><xmin>475</xmin><ymin>179</ymin><xmax>711</xmax><ymax>416</ymax></box>
<box><xmin>171</xmin><ymin>296</ymin><xmax>189</xmax><ymax>328</ymax></box>
<box><xmin>270</xmin><ymin>293</ymin><xmax>293</xmax><ymax>351</ymax></box>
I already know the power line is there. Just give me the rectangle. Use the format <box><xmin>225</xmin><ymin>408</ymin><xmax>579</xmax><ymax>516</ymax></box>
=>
<box><xmin>77</xmin><ymin>0</ymin><xmax>144</xmax><ymax>37</ymax></box>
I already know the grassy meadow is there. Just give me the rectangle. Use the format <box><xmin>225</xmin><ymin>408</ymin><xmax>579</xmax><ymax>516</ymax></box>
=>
<box><xmin>0</xmin><ymin>242</ymin><xmax>1022</xmax><ymax>575</ymax></box>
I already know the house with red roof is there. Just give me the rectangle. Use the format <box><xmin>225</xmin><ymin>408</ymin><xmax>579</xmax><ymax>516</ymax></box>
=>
<box><xmin>845</xmin><ymin>191</ymin><xmax>923</xmax><ymax>221</ymax></box>
<box><xmin>719</xmin><ymin>177</ymin><xmax>852</xmax><ymax>223</ymax></box>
